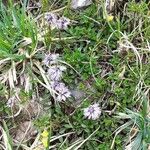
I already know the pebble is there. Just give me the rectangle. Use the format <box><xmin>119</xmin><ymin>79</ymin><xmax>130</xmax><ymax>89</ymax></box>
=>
<box><xmin>71</xmin><ymin>0</ymin><xmax>92</xmax><ymax>9</ymax></box>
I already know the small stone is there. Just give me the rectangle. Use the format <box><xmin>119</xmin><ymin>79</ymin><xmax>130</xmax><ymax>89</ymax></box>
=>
<box><xmin>71</xmin><ymin>89</ymin><xmax>85</xmax><ymax>101</ymax></box>
<box><xmin>71</xmin><ymin>0</ymin><xmax>92</xmax><ymax>9</ymax></box>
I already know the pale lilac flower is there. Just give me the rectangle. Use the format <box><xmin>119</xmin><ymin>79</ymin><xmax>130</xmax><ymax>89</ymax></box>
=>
<box><xmin>43</xmin><ymin>53</ymin><xmax>59</xmax><ymax>65</ymax></box>
<box><xmin>48</xmin><ymin>65</ymin><xmax>66</xmax><ymax>81</ymax></box>
<box><xmin>45</xmin><ymin>13</ymin><xmax>70</xmax><ymax>30</ymax></box>
<box><xmin>56</xmin><ymin>85</ymin><xmax>71</xmax><ymax>101</ymax></box>
<box><xmin>45</xmin><ymin>13</ymin><xmax>58</xmax><ymax>26</ymax></box>
<box><xmin>56</xmin><ymin>17</ymin><xmax>70</xmax><ymax>30</ymax></box>
<box><xmin>50</xmin><ymin>81</ymin><xmax>71</xmax><ymax>101</ymax></box>
<box><xmin>84</xmin><ymin>103</ymin><xmax>101</xmax><ymax>120</ymax></box>
<box><xmin>50</xmin><ymin>81</ymin><xmax>65</xmax><ymax>91</ymax></box>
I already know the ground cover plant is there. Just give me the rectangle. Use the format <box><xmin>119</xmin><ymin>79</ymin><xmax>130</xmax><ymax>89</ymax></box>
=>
<box><xmin>0</xmin><ymin>0</ymin><xmax>150</xmax><ymax>149</ymax></box>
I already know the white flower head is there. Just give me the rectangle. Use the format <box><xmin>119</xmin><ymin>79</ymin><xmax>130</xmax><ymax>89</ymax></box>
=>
<box><xmin>56</xmin><ymin>17</ymin><xmax>70</xmax><ymax>30</ymax></box>
<box><xmin>84</xmin><ymin>103</ymin><xmax>101</xmax><ymax>120</ymax></box>
<box><xmin>48</xmin><ymin>65</ymin><xmax>66</xmax><ymax>81</ymax></box>
<box><xmin>43</xmin><ymin>53</ymin><xmax>59</xmax><ymax>66</ymax></box>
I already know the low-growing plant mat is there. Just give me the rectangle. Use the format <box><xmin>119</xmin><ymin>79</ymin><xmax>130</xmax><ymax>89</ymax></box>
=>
<box><xmin>0</xmin><ymin>0</ymin><xmax>150</xmax><ymax>149</ymax></box>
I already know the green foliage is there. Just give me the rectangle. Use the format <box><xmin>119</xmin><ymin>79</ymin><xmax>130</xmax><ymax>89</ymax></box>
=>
<box><xmin>116</xmin><ymin>97</ymin><xmax>150</xmax><ymax>150</ymax></box>
<box><xmin>128</xmin><ymin>1</ymin><xmax>149</xmax><ymax>15</ymax></box>
<box><xmin>0</xmin><ymin>1</ymin><xmax>37</xmax><ymax>58</ymax></box>
<box><xmin>34</xmin><ymin>114</ymin><xmax>51</xmax><ymax>129</ymax></box>
<box><xmin>64</xmin><ymin>48</ymin><xmax>98</xmax><ymax>80</ymax></box>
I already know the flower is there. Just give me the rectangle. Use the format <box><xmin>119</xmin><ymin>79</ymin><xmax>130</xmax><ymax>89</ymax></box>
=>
<box><xmin>45</xmin><ymin>13</ymin><xmax>58</xmax><ymax>27</ymax></box>
<box><xmin>106</xmin><ymin>15</ymin><xmax>114</xmax><ymax>22</ymax></box>
<box><xmin>51</xmin><ymin>81</ymin><xmax>71</xmax><ymax>101</ymax></box>
<box><xmin>45</xmin><ymin>13</ymin><xmax>70</xmax><ymax>30</ymax></box>
<box><xmin>48</xmin><ymin>65</ymin><xmax>66</xmax><ymax>81</ymax></box>
<box><xmin>43</xmin><ymin>52</ymin><xmax>71</xmax><ymax>102</ymax></box>
<box><xmin>56</xmin><ymin>86</ymin><xmax>71</xmax><ymax>101</ymax></box>
<box><xmin>50</xmin><ymin>81</ymin><xmax>65</xmax><ymax>91</ymax></box>
<box><xmin>84</xmin><ymin>103</ymin><xmax>101</xmax><ymax>120</ymax></box>
<box><xmin>43</xmin><ymin>53</ymin><xmax>59</xmax><ymax>65</ymax></box>
<box><xmin>41</xmin><ymin>130</ymin><xmax>49</xmax><ymax>138</ymax></box>
<box><xmin>41</xmin><ymin>137</ymin><xmax>48</xmax><ymax>148</ymax></box>
<box><xmin>56</xmin><ymin>17</ymin><xmax>70</xmax><ymax>30</ymax></box>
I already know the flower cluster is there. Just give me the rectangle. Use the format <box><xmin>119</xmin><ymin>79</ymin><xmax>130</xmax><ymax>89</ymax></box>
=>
<box><xmin>84</xmin><ymin>103</ymin><xmax>101</xmax><ymax>120</ymax></box>
<box><xmin>43</xmin><ymin>53</ymin><xmax>102</xmax><ymax>120</ymax></box>
<box><xmin>45</xmin><ymin>13</ymin><xmax>70</xmax><ymax>30</ymax></box>
<box><xmin>43</xmin><ymin>53</ymin><xmax>71</xmax><ymax>102</ymax></box>
<box><xmin>48</xmin><ymin>66</ymin><xmax>66</xmax><ymax>81</ymax></box>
